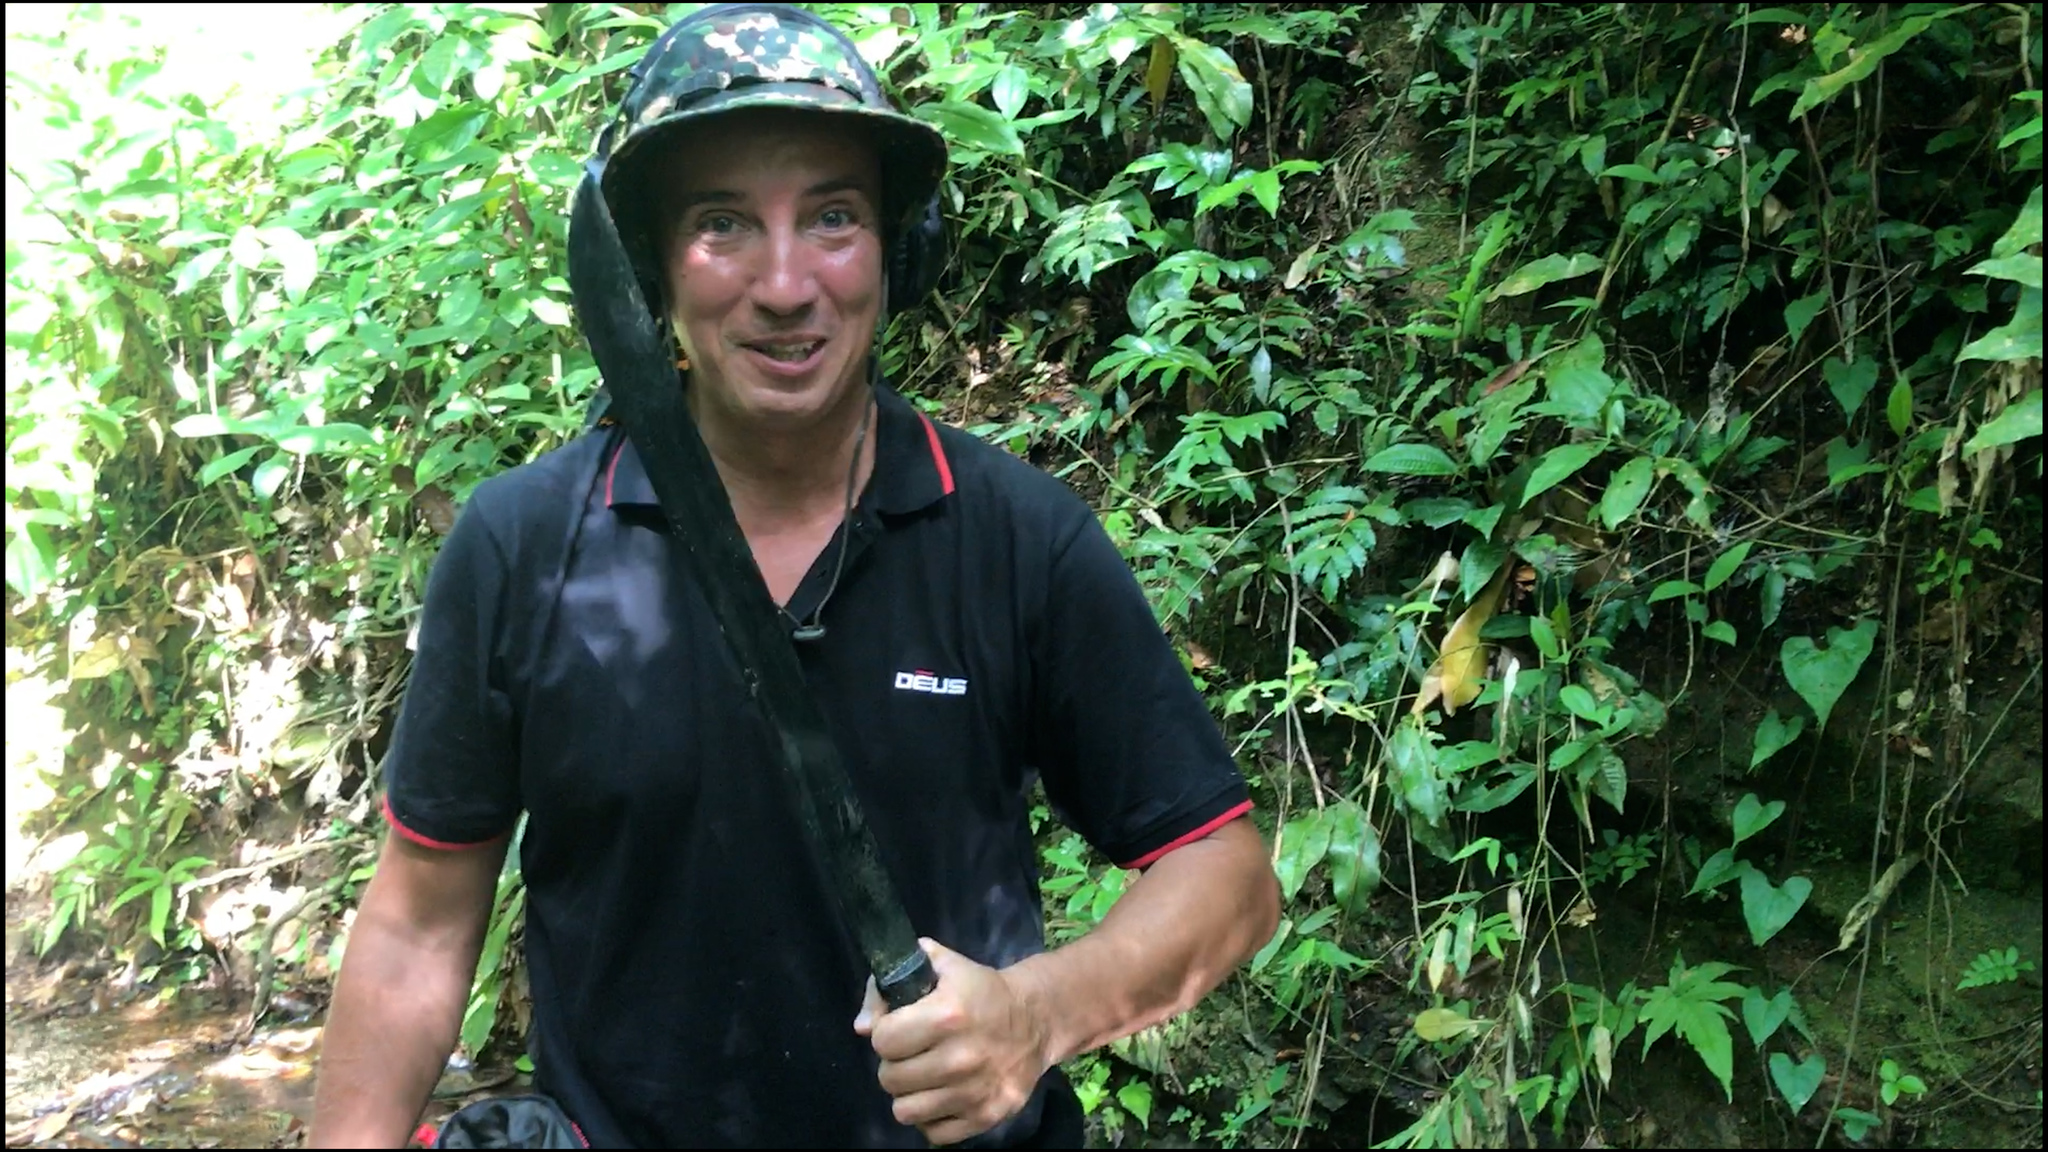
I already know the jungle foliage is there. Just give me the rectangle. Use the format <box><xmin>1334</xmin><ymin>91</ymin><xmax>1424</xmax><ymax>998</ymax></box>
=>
<box><xmin>6</xmin><ymin>2</ymin><xmax>2042</xmax><ymax>1147</ymax></box>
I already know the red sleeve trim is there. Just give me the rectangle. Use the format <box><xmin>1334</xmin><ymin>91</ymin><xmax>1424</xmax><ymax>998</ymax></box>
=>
<box><xmin>1119</xmin><ymin>800</ymin><xmax>1254</xmax><ymax>870</ymax></box>
<box><xmin>916</xmin><ymin>411</ymin><xmax>955</xmax><ymax>495</ymax></box>
<box><xmin>381</xmin><ymin>793</ymin><xmax>509</xmax><ymax>850</ymax></box>
<box><xmin>603</xmin><ymin>435</ymin><xmax>624</xmax><ymax>506</ymax></box>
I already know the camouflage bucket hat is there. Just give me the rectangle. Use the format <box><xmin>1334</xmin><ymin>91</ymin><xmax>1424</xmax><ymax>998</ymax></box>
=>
<box><xmin>596</xmin><ymin>3</ymin><xmax>948</xmax><ymax>268</ymax></box>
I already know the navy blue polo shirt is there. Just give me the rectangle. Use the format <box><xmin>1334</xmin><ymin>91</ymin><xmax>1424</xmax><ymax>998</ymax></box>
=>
<box><xmin>380</xmin><ymin>383</ymin><xmax>1252</xmax><ymax>1148</ymax></box>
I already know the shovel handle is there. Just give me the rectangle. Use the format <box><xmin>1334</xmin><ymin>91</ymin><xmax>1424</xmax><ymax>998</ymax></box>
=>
<box><xmin>878</xmin><ymin>949</ymin><xmax>939</xmax><ymax>1010</ymax></box>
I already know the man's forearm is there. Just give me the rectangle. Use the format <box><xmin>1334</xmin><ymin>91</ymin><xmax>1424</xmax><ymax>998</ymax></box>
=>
<box><xmin>310</xmin><ymin>910</ymin><xmax>480</xmax><ymax>1148</ymax></box>
<box><xmin>1008</xmin><ymin>817</ymin><xmax>1278</xmax><ymax>1067</ymax></box>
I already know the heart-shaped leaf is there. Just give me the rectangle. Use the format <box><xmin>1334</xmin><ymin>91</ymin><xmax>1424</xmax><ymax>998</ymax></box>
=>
<box><xmin>1769</xmin><ymin>1051</ymin><xmax>1826</xmax><ymax>1114</ymax></box>
<box><xmin>1742</xmin><ymin>986</ymin><xmax>1794</xmax><ymax>1047</ymax></box>
<box><xmin>1731</xmin><ymin>793</ymin><xmax>1786</xmax><ymax>847</ymax></box>
<box><xmin>1750</xmin><ymin>709</ymin><xmax>1807</xmax><ymax>770</ymax></box>
<box><xmin>1823</xmin><ymin>356</ymin><xmax>1879</xmax><ymax>419</ymax></box>
<box><xmin>1740</xmin><ymin>866</ymin><xmax>1812</xmax><ymax>946</ymax></box>
<box><xmin>1780</xmin><ymin>618</ymin><xmax>1879</xmax><ymax>728</ymax></box>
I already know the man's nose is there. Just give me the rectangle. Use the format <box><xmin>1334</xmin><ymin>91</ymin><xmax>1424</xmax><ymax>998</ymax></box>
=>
<box><xmin>748</xmin><ymin>220</ymin><xmax>819</xmax><ymax>316</ymax></box>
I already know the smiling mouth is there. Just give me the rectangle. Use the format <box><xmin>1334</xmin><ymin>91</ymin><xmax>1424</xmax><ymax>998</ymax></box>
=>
<box><xmin>747</xmin><ymin>340</ymin><xmax>825</xmax><ymax>364</ymax></box>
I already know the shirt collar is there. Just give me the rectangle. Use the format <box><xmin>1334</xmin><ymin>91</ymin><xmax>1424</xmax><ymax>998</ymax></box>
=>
<box><xmin>603</xmin><ymin>384</ymin><xmax>954</xmax><ymax>517</ymax></box>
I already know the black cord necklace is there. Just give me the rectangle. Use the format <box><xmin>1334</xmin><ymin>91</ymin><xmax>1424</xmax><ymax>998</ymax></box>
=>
<box><xmin>783</xmin><ymin>392</ymin><xmax>871</xmax><ymax>643</ymax></box>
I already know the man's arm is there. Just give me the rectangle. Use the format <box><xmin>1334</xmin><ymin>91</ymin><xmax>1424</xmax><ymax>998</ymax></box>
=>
<box><xmin>1008</xmin><ymin>813</ymin><xmax>1278</xmax><ymax>1064</ymax></box>
<box><xmin>859</xmin><ymin>816</ymin><xmax>1277</xmax><ymax>1144</ymax></box>
<box><xmin>310</xmin><ymin>830</ymin><xmax>507</xmax><ymax>1148</ymax></box>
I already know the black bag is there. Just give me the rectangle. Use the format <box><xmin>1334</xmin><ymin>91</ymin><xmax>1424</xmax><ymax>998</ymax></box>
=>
<box><xmin>427</xmin><ymin>1094</ymin><xmax>585</xmax><ymax>1149</ymax></box>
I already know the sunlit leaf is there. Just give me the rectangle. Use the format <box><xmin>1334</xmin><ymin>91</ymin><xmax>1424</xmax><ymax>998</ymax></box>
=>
<box><xmin>1413</xmin><ymin>562</ymin><xmax>1509</xmax><ymax>717</ymax></box>
<box><xmin>912</xmin><ymin>100</ymin><xmax>1024</xmax><ymax>156</ymax></box>
<box><xmin>1488</xmin><ymin>252</ymin><xmax>1602</xmax><ymax>300</ymax></box>
<box><xmin>1963</xmin><ymin>388</ymin><xmax>2041</xmax><ymax>454</ymax></box>
<box><xmin>1170</xmin><ymin>34</ymin><xmax>1252</xmax><ymax>139</ymax></box>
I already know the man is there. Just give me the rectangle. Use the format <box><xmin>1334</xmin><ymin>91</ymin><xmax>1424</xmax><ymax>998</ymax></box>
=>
<box><xmin>311</xmin><ymin>5</ymin><xmax>1278</xmax><ymax>1148</ymax></box>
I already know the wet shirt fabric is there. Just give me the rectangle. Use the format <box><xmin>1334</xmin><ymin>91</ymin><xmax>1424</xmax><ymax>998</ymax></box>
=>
<box><xmin>381</xmin><ymin>384</ymin><xmax>1253</xmax><ymax>1148</ymax></box>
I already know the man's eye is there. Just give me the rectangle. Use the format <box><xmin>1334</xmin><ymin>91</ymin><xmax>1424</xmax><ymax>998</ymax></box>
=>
<box><xmin>819</xmin><ymin>208</ymin><xmax>856</xmax><ymax>230</ymax></box>
<box><xmin>697</xmin><ymin>214</ymin><xmax>739</xmax><ymax>235</ymax></box>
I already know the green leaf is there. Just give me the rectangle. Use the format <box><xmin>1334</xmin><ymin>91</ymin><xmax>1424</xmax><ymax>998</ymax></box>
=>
<box><xmin>1957</xmin><ymin>290</ymin><xmax>2043</xmax><ymax>362</ymax></box>
<box><xmin>251</xmin><ymin>453</ymin><xmax>292</xmax><ymax>501</ymax></box>
<box><xmin>1488</xmin><ymin>252</ymin><xmax>1603</xmax><ymax>300</ymax></box>
<box><xmin>1789</xmin><ymin>8</ymin><xmax>1970</xmax><ymax>120</ymax></box>
<box><xmin>991</xmin><ymin>64</ymin><xmax>1029</xmax><ymax>119</ymax></box>
<box><xmin>1990</xmin><ymin>185</ymin><xmax>2042</xmax><ymax>258</ymax></box>
<box><xmin>1770</xmin><ymin>1052</ymin><xmax>1826</xmax><ymax>1114</ymax></box>
<box><xmin>1760</xmin><ymin>569</ymin><xmax>1787</xmax><ymax>628</ymax></box>
<box><xmin>1275</xmin><ymin>810</ymin><xmax>1333</xmax><ymax>901</ymax></box>
<box><xmin>1599</xmin><ymin>457</ymin><xmax>1654</xmax><ymax>529</ymax></box>
<box><xmin>1386</xmin><ymin>718</ymin><xmax>1448</xmax><ymax>828</ymax></box>
<box><xmin>1784</xmin><ymin>291</ymin><xmax>1828</xmax><ymax>345</ymax></box>
<box><xmin>1966</xmin><ymin>253</ymin><xmax>2043</xmax><ymax>288</ymax></box>
<box><xmin>1249</xmin><ymin>169</ymin><xmax>1282</xmax><ymax>217</ymax></box>
<box><xmin>198</xmin><ymin>445</ymin><xmax>264</xmax><ymax>486</ymax></box>
<box><xmin>1731</xmin><ymin>793</ymin><xmax>1786</xmax><ymax>846</ymax></box>
<box><xmin>1522</xmin><ymin>442</ymin><xmax>1605</xmax><ymax>504</ymax></box>
<box><xmin>229</xmin><ymin>224</ymin><xmax>264</xmax><ymax>272</ymax></box>
<box><xmin>1559</xmin><ymin>684</ymin><xmax>1600</xmax><ymax>721</ymax></box>
<box><xmin>1780</xmin><ymin>618</ymin><xmax>1879</xmax><ymax>728</ymax></box>
<box><xmin>1690</xmin><ymin>846</ymin><xmax>1743</xmax><ymax>897</ymax></box>
<box><xmin>5</xmin><ymin>525</ymin><xmax>57</xmax><ymax>598</ymax></box>
<box><xmin>272</xmin><ymin>423</ymin><xmax>374</xmax><ymax>455</ymax></box>
<box><xmin>1742</xmin><ymin>986</ymin><xmax>1794</xmax><ymax>1048</ymax></box>
<box><xmin>1648</xmin><ymin>579</ymin><xmax>1700</xmax><ymax>603</ymax></box>
<box><xmin>171</xmin><ymin>413</ymin><xmax>245</xmax><ymax>438</ymax></box>
<box><xmin>440</xmin><ymin>283</ymin><xmax>484</xmax><ymax>329</ymax></box>
<box><xmin>404</xmin><ymin>106</ymin><xmax>490</xmax><ymax>164</ymax></box>
<box><xmin>262</xmin><ymin>228</ymin><xmax>318</xmax><ymax>300</ymax></box>
<box><xmin>1836</xmin><ymin>1107</ymin><xmax>1881</xmax><ymax>1141</ymax></box>
<box><xmin>1962</xmin><ymin>388</ymin><xmax>2041</xmax><ymax>455</ymax></box>
<box><xmin>1822</xmin><ymin>356</ymin><xmax>1879</xmax><ymax>420</ymax></box>
<box><xmin>1116</xmin><ymin>1080</ymin><xmax>1153</xmax><ymax>1130</ymax></box>
<box><xmin>1325</xmin><ymin>799</ymin><xmax>1382</xmax><ymax>915</ymax></box>
<box><xmin>1414</xmin><ymin>1005</ymin><xmax>1485</xmax><ymax>1041</ymax></box>
<box><xmin>172</xmin><ymin>246</ymin><xmax>230</xmax><ymax>295</ymax></box>
<box><xmin>1600</xmin><ymin>163</ymin><xmax>1664</xmax><ymax>184</ymax></box>
<box><xmin>530</xmin><ymin>296</ymin><xmax>571</xmax><ymax>327</ymax></box>
<box><xmin>1886</xmin><ymin>378</ymin><xmax>1914</xmax><ymax>436</ymax></box>
<box><xmin>1705</xmin><ymin>541</ymin><xmax>1752</xmax><ymax>591</ymax></box>
<box><xmin>1363</xmin><ymin>442</ymin><xmax>1459</xmax><ymax>476</ymax></box>
<box><xmin>1579</xmin><ymin>133</ymin><xmax>1607</xmax><ymax>177</ymax></box>
<box><xmin>1750</xmin><ymin>708</ymin><xmax>1807</xmax><ymax>770</ymax></box>
<box><xmin>1171</xmin><ymin>35</ymin><xmax>1253</xmax><ymax>139</ymax></box>
<box><xmin>913</xmin><ymin>100</ymin><xmax>1025</xmax><ymax>157</ymax></box>
<box><xmin>1703</xmin><ymin>620</ymin><xmax>1737</xmax><ymax>645</ymax></box>
<box><xmin>1739</xmin><ymin>866</ymin><xmax>1811</xmax><ymax>946</ymax></box>
<box><xmin>1584</xmin><ymin>744</ymin><xmax>1628</xmax><ymax>814</ymax></box>
<box><xmin>1639</xmin><ymin>977</ymin><xmax>1738</xmax><ymax>1102</ymax></box>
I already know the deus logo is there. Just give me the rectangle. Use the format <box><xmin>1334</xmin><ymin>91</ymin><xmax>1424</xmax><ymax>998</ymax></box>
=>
<box><xmin>894</xmin><ymin>669</ymin><xmax>967</xmax><ymax>696</ymax></box>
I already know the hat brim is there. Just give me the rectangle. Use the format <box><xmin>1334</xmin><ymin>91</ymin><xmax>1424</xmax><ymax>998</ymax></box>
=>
<box><xmin>602</xmin><ymin>82</ymin><xmax>948</xmax><ymax>234</ymax></box>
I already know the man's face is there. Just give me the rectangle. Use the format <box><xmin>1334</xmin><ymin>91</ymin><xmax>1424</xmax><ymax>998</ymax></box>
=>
<box><xmin>659</xmin><ymin>107</ymin><xmax>886</xmax><ymax>430</ymax></box>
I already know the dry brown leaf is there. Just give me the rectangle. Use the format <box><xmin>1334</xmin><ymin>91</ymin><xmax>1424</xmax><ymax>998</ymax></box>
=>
<box><xmin>1482</xmin><ymin>358</ymin><xmax>1534</xmax><ymax>396</ymax></box>
<box><xmin>1184</xmin><ymin>641</ymin><xmax>1217</xmax><ymax>670</ymax></box>
<box><xmin>27</xmin><ymin>1103</ymin><xmax>78</xmax><ymax>1144</ymax></box>
<box><xmin>415</xmin><ymin>485</ymin><xmax>457</xmax><ymax>536</ymax></box>
<box><xmin>1412</xmin><ymin>561</ymin><xmax>1511</xmax><ymax>718</ymax></box>
<box><xmin>1144</xmin><ymin>36</ymin><xmax>1176</xmax><ymax>109</ymax></box>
